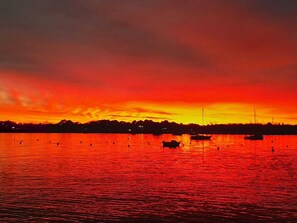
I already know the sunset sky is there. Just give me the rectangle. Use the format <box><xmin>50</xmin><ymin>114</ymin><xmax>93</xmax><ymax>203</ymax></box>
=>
<box><xmin>0</xmin><ymin>0</ymin><xmax>296</xmax><ymax>124</ymax></box>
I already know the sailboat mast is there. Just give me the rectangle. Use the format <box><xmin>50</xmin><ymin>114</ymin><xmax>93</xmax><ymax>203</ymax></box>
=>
<box><xmin>254</xmin><ymin>108</ymin><xmax>256</xmax><ymax>124</ymax></box>
<box><xmin>202</xmin><ymin>108</ymin><xmax>205</xmax><ymax>126</ymax></box>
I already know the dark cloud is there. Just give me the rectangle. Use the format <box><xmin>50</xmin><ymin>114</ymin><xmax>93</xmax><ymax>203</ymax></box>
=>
<box><xmin>0</xmin><ymin>0</ymin><xmax>296</xmax><ymax>100</ymax></box>
<box><xmin>246</xmin><ymin>0</ymin><xmax>297</xmax><ymax>19</ymax></box>
<box><xmin>0</xmin><ymin>0</ymin><xmax>211</xmax><ymax>79</ymax></box>
<box><xmin>263</xmin><ymin>63</ymin><xmax>297</xmax><ymax>85</ymax></box>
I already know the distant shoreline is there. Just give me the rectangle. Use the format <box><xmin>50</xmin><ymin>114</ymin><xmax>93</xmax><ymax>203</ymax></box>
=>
<box><xmin>1</xmin><ymin>119</ymin><xmax>297</xmax><ymax>135</ymax></box>
<box><xmin>1</xmin><ymin>132</ymin><xmax>297</xmax><ymax>136</ymax></box>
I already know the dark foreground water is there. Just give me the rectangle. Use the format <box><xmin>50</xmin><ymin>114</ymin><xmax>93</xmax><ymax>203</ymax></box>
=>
<box><xmin>0</xmin><ymin>134</ymin><xmax>296</xmax><ymax>222</ymax></box>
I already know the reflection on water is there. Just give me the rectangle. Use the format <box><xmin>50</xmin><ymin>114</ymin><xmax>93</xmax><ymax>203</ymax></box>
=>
<box><xmin>0</xmin><ymin>134</ymin><xmax>296</xmax><ymax>222</ymax></box>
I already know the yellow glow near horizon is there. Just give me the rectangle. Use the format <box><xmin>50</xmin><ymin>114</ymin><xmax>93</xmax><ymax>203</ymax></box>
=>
<box><xmin>1</xmin><ymin>101</ymin><xmax>293</xmax><ymax>125</ymax></box>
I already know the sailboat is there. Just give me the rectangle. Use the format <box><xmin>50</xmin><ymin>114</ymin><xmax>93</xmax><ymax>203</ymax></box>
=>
<box><xmin>190</xmin><ymin>134</ymin><xmax>211</xmax><ymax>140</ymax></box>
<box><xmin>244</xmin><ymin>108</ymin><xmax>264</xmax><ymax>140</ymax></box>
<box><xmin>190</xmin><ymin>109</ymin><xmax>212</xmax><ymax>140</ymax></box>
<box><xmin>244</xmin><ymin>134</ymin><xmax>263</xmax><ymax>140</ymax></box>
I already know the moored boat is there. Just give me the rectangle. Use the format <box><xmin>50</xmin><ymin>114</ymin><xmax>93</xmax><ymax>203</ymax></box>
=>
<box><xmin>162</xmin><ymin>140</ymin><xmax>180</xmax><ymax>148</ymax></box>
<box><xmin>244</xmin><ymin>134</ymin><xmax>263</xmax><ymax>140</ymax></box>
<box><xmin>190</xmin><ymin>134</ymin><xmax>211</xmax><ymax>140</ymax></box>
<box><xmin>244</xmin><ymin>109</ymin><xmax>264</xmax><ymax>140</ymax></box>
<box><xmin>190</xmin><ymin>109</ymin><xmax>212</xmax><ymax>140</ymax></box>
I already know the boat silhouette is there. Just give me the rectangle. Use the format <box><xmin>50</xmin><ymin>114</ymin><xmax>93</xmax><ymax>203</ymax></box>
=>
<box><xmin>191</xmin><ymin>108</ymin><xmax>212</xmax><ymax>140</ymax></box>
<box><xmin>190</xmin><ymin>134</ymin><xmax>211</xmax><ymax>140</ymax></box>
<box><xmin>244</xmin><ymin>109</ymin><xmax>264</xmax><ymax>140</ymax></box>
<box><xmin>162</xmin><ymin>140</ymin><xmax>180</xmax><ymax>148</ymax></box>
<box><xmin>244</xmin><ymin>134</ymin><xmax>263</xmax><ymax>140</ymax></box>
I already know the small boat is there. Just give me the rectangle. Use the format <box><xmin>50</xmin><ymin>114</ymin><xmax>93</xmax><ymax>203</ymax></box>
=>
<box><xmin>190</xmin><ymin>134</ymin><xmax>211</xmax><ymax>140</ymax></box>
<box><xmin>162</xmin><ymin>140</ymin><xmax>180</xmax><ymax>148</ymax></box>
<box><xmin>244</xmin><ymin>134</ymin><xmax>264</xmax><ymax>140</ymax></box>
<box><xmin>244</xmin><ymin>109</ymin><xmax>264</xmax><ymax>140</ymax></box>
<box><xmin>190</xmin><ymin>109</ymin><xmax>212</xmax><ymax>140</ymax></box>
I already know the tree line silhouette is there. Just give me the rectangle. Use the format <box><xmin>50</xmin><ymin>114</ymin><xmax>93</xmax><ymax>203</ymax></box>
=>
<box><xmin>1</xmin><ymin>119</ymin><xmax>297</xmax><ymax>135</ymax></box>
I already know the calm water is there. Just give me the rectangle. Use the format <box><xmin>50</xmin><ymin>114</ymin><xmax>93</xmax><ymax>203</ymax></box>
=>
<box><xmin>0</xmin><ymin>134</ymin><xmax>296</xmax><ymax>222</ymax></box>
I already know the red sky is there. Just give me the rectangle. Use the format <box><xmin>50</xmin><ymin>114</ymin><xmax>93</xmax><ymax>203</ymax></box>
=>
<box><xmin>0</xmin><ymin>0</ymin><xmax>296</xmax><ymax>124</ymax></box>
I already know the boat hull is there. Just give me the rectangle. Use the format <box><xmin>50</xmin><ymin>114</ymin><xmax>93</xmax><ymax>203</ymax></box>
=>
<box><xmin>162</xmin><ymin>140</ymin><xmax>180</xmax><ymax>148</ymax></box>
<box><xmin>190</xmin><ymin>135</ymin><xmax>211</xmax><ymax>140</ymax></box>
<box><xmin>244</xmin><ymin>135</ymin><xmax>264</xmax><ymax>140</ymax></box>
